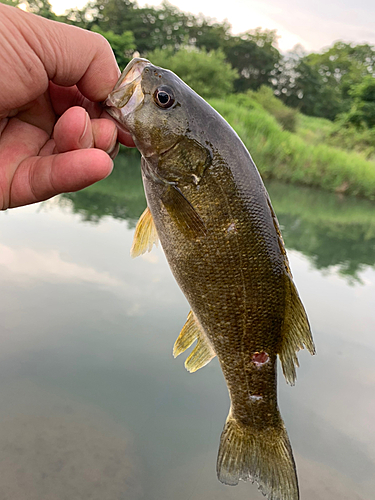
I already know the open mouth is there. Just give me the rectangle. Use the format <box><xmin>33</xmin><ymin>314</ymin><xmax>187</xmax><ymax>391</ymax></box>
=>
<box><xmin>105</xmin><ymin>58</ymin><xmax>150</xmax><ymax>118</ymax></box>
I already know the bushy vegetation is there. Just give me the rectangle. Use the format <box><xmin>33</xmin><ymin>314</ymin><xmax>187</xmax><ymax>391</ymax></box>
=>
<box><xmin>247</xmin><ymin>86</ymin><xmax>298</xmax><ymax>132</ymax></box>
<box><xmin>5</xmin><ymin>0</ymin><xmax>375</xmax><ymax>198</ymax></box>
<box><xmin>8</xmin><ymin>0</ymin><xmax>375</xmax><ymax>126</ymax></box>
<box><xmin>339</xmin><ymin>76</ymin><xmax>375</xmax><ymax>129</ymax></box>
<box><xmin>296</xmin><ymin>114</ymin><xmax>375</xmax><ymax>161</ymax></box>
<box><xmin>91</xmin><ymin>26</ymin><xmax>135</xmax><ymax>70</ymax></box>
<box><xmin>209</xmin><ymin>93</ymin><xmax>375</xmax><ymax>199</ymax></box>
<box><xmin>147</xmin><ymin>47</ymin><xmax>238</xmax><ymax>99</ymax></box>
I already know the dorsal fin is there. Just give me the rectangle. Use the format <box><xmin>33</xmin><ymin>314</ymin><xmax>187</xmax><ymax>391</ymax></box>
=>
<box><xmin>173</xmin><ymin>311</ymin><xmax>216</xmax><ymax>373</ymax></box>
<box><xmin>279</xmin><ymin>277</ymin><xmax>315</xmax><ymax>385</ymax></box>
<box><xmin>130</xmin><ymin>207</ymin><xmax>159</xmax><ymax>258</ymax></box>
<box><xmin>265</xmin><ymin>192</ymin><xmax>315</xmax><ymax>384</ymax></box>
<box><xmin>266</xmin><ymin>194</ymin><xmax>292</xmax><ymax>277</ymax></box>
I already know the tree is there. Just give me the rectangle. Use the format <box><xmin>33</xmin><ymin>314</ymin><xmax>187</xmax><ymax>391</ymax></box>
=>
<box><xmin>189</xmin><ymin>16</ymin><xmax>231</xmax><ymax>52</ymax></box>
<box><xmin>341</xmin><ymin>76</ymin><xmax>375</xmax><ymax>129</ymax></box>
<box><xmin>222</xmin><ymin>28</ymin><xmax>281</xmax><ymax>92</ymax></box>
<box><xmin>63</xmin><ymin>2</ymin><xmax>97</xmax><ymax>29</ymax></box>
<box><xmin>91</xmin><ymin>26</ymin><xmax>135</xmax><ymax>69</ymax></box>
<box><xmin>147</xmin><ymin>47</ymin><xmax>238</xmax><ymax>99</ymax></box>
<box><xmin>84</xmin><ymin>0</ymin><xmax>194</xmax><ymax>54</ymax></box>
<box><xmin>11</xmin><ymin>0</ymin><xmax>59</xmax><ymax>19</ymax></box>
<box><xmin>276</xmin><ymin>41</ymin><xmax>375</xmax><ymax>120</ymax></box>
<box><xmin>0</xmin><ymin>0</ymin><xmax>21</xmax><ymax>6</ymax></box>
<box><xmin>275</xmin><ymin>56</ymin><xmax>343</xmax><ymax>120</ymax></box>
<box><xmin>306</xmin><ymin>42</ymin><xmax>375</xmax><ymax>102</ymax></box>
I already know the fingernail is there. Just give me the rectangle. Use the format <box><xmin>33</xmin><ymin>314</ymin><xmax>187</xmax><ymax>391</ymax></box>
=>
<box><xmin>107</xmin><ymin>142</ymin><xmax>120</xmax><ymax>160</ymax></box>
<box><xmin>79</xmin><ymin>112</ymin><xmax>93</xmax><ymax>148</ymax></box>
<box><xmin>106</xmin><ymin>128</ymin><xmax>120</xmax><ymax>159</ymax></box>
<box><xmin>104</xmin><ymin>159</ymin><xmax>114</xmax><ymax>178</ymax></box>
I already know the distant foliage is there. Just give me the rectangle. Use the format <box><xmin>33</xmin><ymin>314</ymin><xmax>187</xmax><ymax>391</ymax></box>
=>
<box><xmin>148</xmin><ymin>47</ymin><xmax>238</xmax><ymax>99</ymax></box>
<box><xmin>210</xmin><ymin>94</ymin><xmax>375</xmax><ymax>200</ymax></box>
<box><xmin>59</xmin><ymin>0</ymin><xmax>280</xmax><ymax>97</ymax></box>
<box><xmin>91</xmin><ymin>26</ymin><xmax>135</xmax><ymax>70</ymax></box>
<box><xmin>222</xmin><ymin>28</ymin><xmax>281</xmax><ymax>93</ymax></box>
<box><xmin>248</xmin><ymin>86</ymin><xmax>298</xmax><ymax>132</ymax></box>
<box><xmin>0</xmin><ymin>0</ymin><xmax>21</xmax><ymax>5</ymax></box>
<box><xmin>276</xmin><ymin>42</ymin><xmax>375</xmax><ymax>121</ymax></box>
<box><xmin>7</xmin><ymin>0</ymin><xmax>375</xmax><ymax>129</ymax></box>
<box><xmin>340</xmin><ymin>76</ymin><xmax>375</xmax><ymax>129</ymax></box>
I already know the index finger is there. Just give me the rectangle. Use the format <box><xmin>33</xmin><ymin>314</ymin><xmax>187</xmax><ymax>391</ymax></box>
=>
<box><xmin>49</xmin><ymin>84</ymin><xmax>136</xmax><ymax>147</ymax></box>
<box><xmin>8</xmin><ymin>6</ymin><xmax>120</xmax><ymax>102</ymax></box>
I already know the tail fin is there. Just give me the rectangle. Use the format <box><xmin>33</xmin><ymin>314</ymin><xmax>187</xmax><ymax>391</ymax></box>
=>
<box><xmin>217</xmin><ymin>410</ymin><xmax>299</xmax><ymax>500</ymax></box>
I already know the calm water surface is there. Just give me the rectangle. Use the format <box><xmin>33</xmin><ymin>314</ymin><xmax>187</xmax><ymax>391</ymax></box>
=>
<box><xmin>0</xmin><ymin>150</ymin><xmax>374</xmax><ymax>500</ymax></box>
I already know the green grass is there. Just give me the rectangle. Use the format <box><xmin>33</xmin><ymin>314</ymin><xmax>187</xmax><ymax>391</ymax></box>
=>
<box><xmin>209</xmin><ymin>94</ymin><xmax>375</xmax><ymax>200</ymax></box>
<box><xmin>296</xmin><ymin>114</ymin><xmax>375</xmax><ymax>160</ymax></box>
<box><xmin>296</xmin><ymin>114</ymin><xmax>336</xmax><ymax>144</ymax></box>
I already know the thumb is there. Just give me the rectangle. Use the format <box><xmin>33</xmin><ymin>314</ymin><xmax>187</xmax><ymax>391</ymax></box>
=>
<box><xmin>9</xmin><ymin>149</ymin><xmax>113</xmax><ymax>209</ymax></box>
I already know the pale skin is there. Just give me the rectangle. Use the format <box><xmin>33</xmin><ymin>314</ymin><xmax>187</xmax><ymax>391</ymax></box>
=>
<box><xmin>0</xmin><ymin>4</ymin><xmax>135</xmax><ymax>210</ymax></box>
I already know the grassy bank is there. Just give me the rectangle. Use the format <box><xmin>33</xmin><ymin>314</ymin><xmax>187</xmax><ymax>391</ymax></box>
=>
<box><xmin>210</xmin><ymin>93</ymin><xmax>375</xmax><ymax>200</ymax></box>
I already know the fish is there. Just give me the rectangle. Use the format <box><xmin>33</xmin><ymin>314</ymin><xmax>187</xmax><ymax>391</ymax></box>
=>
<box><xmin>105</xmin><ymin>57</ymin><xmax>315</xmax><ymax>500</ymax></box>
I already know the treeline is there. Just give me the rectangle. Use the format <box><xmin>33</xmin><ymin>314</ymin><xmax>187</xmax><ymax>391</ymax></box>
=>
<box><xmin>4</xmin><ymin>0</ymin><xmax>375</xmax><ymax>130</ymax></box>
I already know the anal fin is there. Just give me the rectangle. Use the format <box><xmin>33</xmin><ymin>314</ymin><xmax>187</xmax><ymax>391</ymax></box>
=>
<box><xmin>279</xmin><ymin>277</ymin><xmax>316</xmax><ymax>385</ymax></box>
<box><xmin>130</xmin><ymin>207</ymin><xmax>159</xmax><ymax>258</ymax></box>
<box><xmin>173</xmin><ymin>311</ymin><xmax>216</xmax><ymax>373</ymax></box>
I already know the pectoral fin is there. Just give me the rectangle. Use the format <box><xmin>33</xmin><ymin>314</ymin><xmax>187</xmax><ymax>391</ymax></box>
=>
<box><xmin>173</xmin><ymin>311</ymin><xmax>216</xmax><ymax>373</ymax></box>
<box><xmin>161</xmin><ymin>185</ymin><xmax>206</xmax><ymax>239</ymax></box>
<box><xmin>130</xmin><ymin>207</ymin><xmax>159</xmax><ymax>258</ymax></box>
<box><xmin>279</xmin><ymin>278</ymin><xmax>316</xmax><ymax>385</ymax></box>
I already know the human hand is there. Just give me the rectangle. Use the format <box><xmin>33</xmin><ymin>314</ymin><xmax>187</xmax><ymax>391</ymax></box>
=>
<box><xmin>0</xmin><ymin>4</ymin><xmax>134</xmax><ymax>210</ymax></box>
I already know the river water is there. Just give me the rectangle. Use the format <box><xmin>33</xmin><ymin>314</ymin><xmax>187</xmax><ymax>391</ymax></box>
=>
<box><xmin>0</xmin><ymin>150</ymin><xmax>374</xmax><ymax>500</ymax></box>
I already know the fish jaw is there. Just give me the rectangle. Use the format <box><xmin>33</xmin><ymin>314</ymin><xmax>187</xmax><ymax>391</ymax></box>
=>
<box><xmin>105</xmin><ymin>58</ymin><xmax>150</xmax><ymax>123</ymax></box>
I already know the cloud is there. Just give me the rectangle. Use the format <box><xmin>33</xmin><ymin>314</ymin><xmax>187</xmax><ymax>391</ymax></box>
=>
<box><xmin>0</xmin><ymin>243</ymin><xmax>123</xmax><ymax>287</ymax></box>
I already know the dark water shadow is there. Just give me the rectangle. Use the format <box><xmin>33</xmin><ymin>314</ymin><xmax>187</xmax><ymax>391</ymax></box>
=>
<box><xmin>62</xmin><ymin>148</ymin><xmax>146</xmax><ymax>227</ymax></box>
<box><xmin>62</xmin><ymin>151</ymin><xmax>375</xmax><ymax>282</ymax></box>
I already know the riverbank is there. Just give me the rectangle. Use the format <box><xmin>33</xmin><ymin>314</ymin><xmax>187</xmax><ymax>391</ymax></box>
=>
<box><xmin>210</xmin><ymin>94</ymin><xmax>375</xmax><ymax>200</ymax></box>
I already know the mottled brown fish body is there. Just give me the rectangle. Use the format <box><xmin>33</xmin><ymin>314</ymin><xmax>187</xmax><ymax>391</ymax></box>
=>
<box><xmin>144</xmin><ymin>144</ymin><xmax>284</xmax><ymax>422</ymax></box>
<box><xmin>106</xmin><ymin>58</ymin><xmax>315</xmax><ymax>500</ymax></box>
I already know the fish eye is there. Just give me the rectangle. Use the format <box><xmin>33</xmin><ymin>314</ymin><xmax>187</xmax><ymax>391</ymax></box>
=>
<box><xmin>154</xmin><ymin>86</ymin><xmax>175</xmax><ymax>109</ymax></box>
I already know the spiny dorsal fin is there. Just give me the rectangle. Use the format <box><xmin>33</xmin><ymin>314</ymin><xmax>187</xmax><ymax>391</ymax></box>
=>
<box><xmin>279</xmin><ymin>277</ymin><xmax>315</xmax><ymax>385</ymax></box>
<box><xmin>173</xmin><ymin>311</ymin><xmax>216</xmax><ymax>373</ymax></box>
<box><xmin>266</xmin><ymin>195</ymin><xmax>293</xmax><ymax>277</ymax></box>
<box><xmin>130</xmin><ymin>207</ymin><xmax>159</xmax><ymax>258</ymax></box>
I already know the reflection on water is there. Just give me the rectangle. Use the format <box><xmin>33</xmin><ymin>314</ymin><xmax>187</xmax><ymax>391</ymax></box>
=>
<box><xmin>0</xmin><ymin>149</ymin><xmax>374</xmax><ymax>500</ymax></box>
<box><xmin>266</xmin><ymin>181</ymin><xmax>375</xmax><ymax>282</ymax></box>
<box><xmin>62</xmin><ymin>149</ymin><xmax>146</xmax><ymax>227</ymax></box>
<box><xmin>64</xmin><ymin>150</ymin><xmax>375</xmax><ymax>281</ymax></box>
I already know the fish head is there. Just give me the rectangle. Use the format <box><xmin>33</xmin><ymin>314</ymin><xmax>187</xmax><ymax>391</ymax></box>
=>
<box><xmin>106</xmin><ymin>58</ymin><xmax>191</xmax><ymax>158</ymax></box>
<box><xmin>105</xmin><ymin>58</ymin><xmax>213</xmax><ymax>184</ymax></box>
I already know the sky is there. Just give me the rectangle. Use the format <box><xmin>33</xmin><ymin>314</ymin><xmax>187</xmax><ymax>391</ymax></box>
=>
<box><xmin>49</xmin><ymin>0</ymin><xmax>375</xmax><ymax>52</ymax></box>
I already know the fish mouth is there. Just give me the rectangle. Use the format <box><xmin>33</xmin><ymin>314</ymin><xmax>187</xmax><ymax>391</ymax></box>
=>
<box><xmin>105</xmin><ymin>58</ymin><xmax>150</xmax><ymax>118</ymax></box>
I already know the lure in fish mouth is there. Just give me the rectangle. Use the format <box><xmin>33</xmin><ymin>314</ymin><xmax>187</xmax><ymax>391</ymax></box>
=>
<box><xmin>106</xmin><ymin>58</ymin><xmax>315</xmax><ymax>500</ymax></box>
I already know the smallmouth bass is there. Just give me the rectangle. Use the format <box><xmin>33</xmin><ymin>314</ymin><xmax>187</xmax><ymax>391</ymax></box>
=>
<box><xmin>105</xmin><ymin>58</ymin><xmax>315</xmax><ymax>500</ymax></box>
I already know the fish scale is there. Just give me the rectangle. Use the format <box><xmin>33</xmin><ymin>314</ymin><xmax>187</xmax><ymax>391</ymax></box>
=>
<box><xmin>105</xmin><ymin>57</ymin><xmax>315</xmax><ymax>500</ymax></box>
